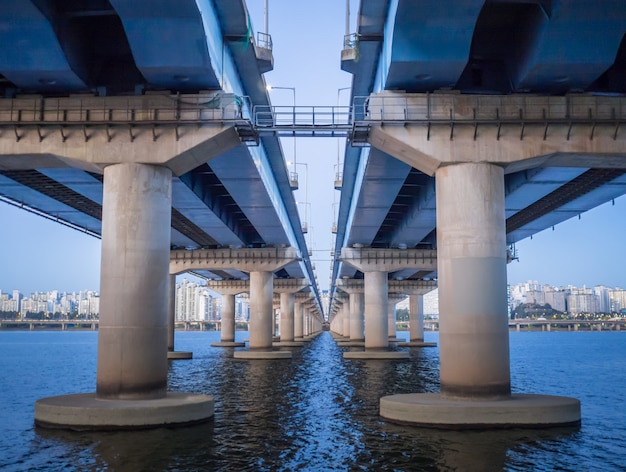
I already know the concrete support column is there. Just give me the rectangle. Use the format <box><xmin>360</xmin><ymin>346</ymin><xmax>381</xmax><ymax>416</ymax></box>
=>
<box><xmin>409</xmin><ymin>294</ymin><xmax>424</xmax><ymax>342</ymax></box>
<box><xmin>221</xmin><ymin>294</ymin><xmax>236</xmax><ymax>342</ymax></box>
<box><xmin>364</xmin><ymin>271</ymin><xmax>388</xmax><ymax>348</ymax></box>
<box><xmin>436</xmin><ymin>162</ymin><xmax>510</xmax><ymax>399</ymax></box>
<box><xmin>304</xmin><ymin>309</ymin><xmax>311</xmax><ymax>336</ymax></box>
<box><xmin>249</xmin><ymin>271</ymin><xmax>273</xmax><ymax>349</ymax></box>
<box><xmin>387</xmin><ymin>297</ymin><xmax>399</xmax><ymax>339</ymax></box>
<box><xmin>167</xmin><ymin>275</ymin><xmax>176</xmax><ymax>352</ymax></box>
<box><xmin>97</xmin><ymin>163</ymin><xmax>171</xmax><ymax>400</ymax></box>
<box><xmin>342</xmin><ymin>302</ymin><xmax>350</xmax><ymax>338</ymax></box>
<box><xmin>350</xmin><ymin>292</ymin><xmax>365</xmax><ymax>341</ymax></box>
<box><xmin>294</xmin><ymin>301</ymin><xmax>304</xmax><ymax>339</ymax></box>
<box><xmin>279</xmin><ymin>292</ymin><xmax>295</xmax><ymax>342</ymax></box>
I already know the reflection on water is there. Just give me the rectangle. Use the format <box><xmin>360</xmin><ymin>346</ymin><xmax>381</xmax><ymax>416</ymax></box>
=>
<box><xmin>3</xmin><ymin>330</ymin><xmax>624</xmax><ymax>471</ymax></box>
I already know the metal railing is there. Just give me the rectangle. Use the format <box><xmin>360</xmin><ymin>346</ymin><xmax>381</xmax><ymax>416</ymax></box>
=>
<box><xmin>256</xmin><ymin>32</ymin><xmax>273</xmax><ymax>50</ymax></box>
<box><xmin>253</xmin><ymin>105</ymin><xmax>352</xmax><ymax>128</ymax></box>
<box><xmin>0</xmin><ymin>93</ymin><xmax>251</xmax><ymax>125</ymax></box>
<box><xmin>354</xmin><ymin>93</ymin><xmax>626</xmax><ymax>123</ymax></box>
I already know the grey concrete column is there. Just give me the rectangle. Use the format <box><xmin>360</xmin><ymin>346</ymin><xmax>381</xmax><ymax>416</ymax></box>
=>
<box><xmin>436</xmin><ymin>162</ymin><xmax>510</xmax><ymax>399</ymax></box>
<box><xmin>304</xmin><ymin>309</ymin><xmax>310</xmax><ymax>336</ymax></box>
<box><xmin>279</xmin><ymin>292</ymin><xmax>295</xmax><ymax>341</ymax></box>
<box><xmin>97</xmin><ymin>163</ymin><xmax>171</xmax><ymax>400</ymax></box>
<box><xmin>221</xmin><ymin>293</ymin><xmax>236</xmax><ymax>342</ymax></box>
<box><xmin>294</xmin><ymin>301</ymin><xmax>304</xmax><ymax>339</ymax></box>
<box><xmin>342</xmin><ymin>302</ymin><xmax>350</xmax><ymax>338</ymax></box>
<box><xmin>168</xmin><ymin>274</ymin><xmax>176</xmax><ymax>352</ymax></box>
<box><xmin>350</xmin><ymin>292</ymin><xmax>364</xmax><ymax>341</ymax></box>
<box><xmin>364</xmin><ymin>271</ymin><xmax>388</xmax><ymax>348</ymax></box>
<box><xmin>409</xmin><ymin>294</ymin><xmax>424</xmax><ymax>342</ymax></box>
<box><xmin>249</xmin><ymin>271</ymin><xmax>273</xmax><ymax>349</ymax></box>
<box><xmin>388</xmin><ymin>299</ymin><xmax>397</xmax><ymax>338</ymax></box>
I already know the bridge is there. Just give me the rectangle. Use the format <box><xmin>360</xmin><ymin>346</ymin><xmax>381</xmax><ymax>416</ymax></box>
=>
<box><xmin>0</xmin><ymin>0</ymin><xmax>623</xmax><ymax>430</ymax></box>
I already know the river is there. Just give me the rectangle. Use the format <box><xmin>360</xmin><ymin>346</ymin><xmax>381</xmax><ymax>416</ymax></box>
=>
<box><xmin>0</xmin><ymin>330</ymin><xmax>624</xmax><ymax>471</ymax></box>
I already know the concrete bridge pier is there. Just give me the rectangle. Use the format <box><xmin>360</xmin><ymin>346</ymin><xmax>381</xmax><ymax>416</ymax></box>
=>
<box><xmin>393</xmin><ymin>281</ymin><xmax>438</xmax><ymax>348</ymax></box>
<box><xmin>343</xmin><ymin>271</ymin><xmax>408</xmax><ymax>360</ymax></box>
<box><xmin>380</xmin><ymin>162</ymin><xmax>580</xmax><ymax>428</ymax></box>
<box><xmin>35</xmin><ymin>163</ymin><xmax>213</xmax><ymax>430</ymax></box>
<box><xmin>167</xmin><ymin>274</ymin><xmax>193</xmax><ymax>359</ymax></box>
<box><xmin>207</xmin><ymin>280</ymin><xmax>248</xmax><ymax>347</ymax></box>
<box><xmin>234</xmin><ymin>271</ymin><xmax>291</xmax><ymax>359</ymax></box>
<box><xmin>335</xmin><ymin>280</ymin><xmax>366</xmax><ymax>347</ymax></box>
<box><xmin>294</xmin><ymin>294</ymin><xmax>312</xmax><ymax>342</ymax></box>
<box><xmin>273</xmin><ymin>279</ymin><xmax>308</xmax><ymax>347</ymax></box>
<box><xmin>408</xmin><ymin>294</ymin><xmax>424</xmax><ymax>342</ymax></box>
<box><xmin>349</xmin><ymin>292</ymin><xmax>365</xmax><ymax>342</ymax></box>
<box><xmin>387</xmin><ymin>294</ymin><xmax>405</xmax><ymax>342</ymax></box>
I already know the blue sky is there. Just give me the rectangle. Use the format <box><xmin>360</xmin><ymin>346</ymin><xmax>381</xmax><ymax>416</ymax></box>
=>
<box><xmin>1</xmin><ymin>0</ymin><xmax>625</xmax><ymax>294</ymax></box>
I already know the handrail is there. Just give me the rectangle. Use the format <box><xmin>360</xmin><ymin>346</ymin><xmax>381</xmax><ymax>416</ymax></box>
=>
<box><xmin>0</xmin><ymin>93</ymin><xmax>252</xmax><ymax>125</ymax></box>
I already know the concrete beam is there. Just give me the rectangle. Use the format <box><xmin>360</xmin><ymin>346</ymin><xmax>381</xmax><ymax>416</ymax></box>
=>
<box><xmin>366</xmin><ymin>92</ymin><xmax>626</xmax><ymax>176</ymax></box>
<box><xmin>388</xmin><ymin>279</ymin><xmax>438</xmax><ymax>296</ymax></box>
<box><xmin>273</xmin><ymin>278</ymin><xmax>309</xmax><ymax>294</ymax></box>
<box><xmin>340</xmin><ymin>247</ymin><xmax>437</xmax><ymax>273</ymax></box>
<box><xmin>170</xmin><ymin>247</ymin><xmax>299</xmax><ymax>274</ymax></box>
<box><xmin>206</xmin><ymin>279</ymin><xmax>249</xmax><ymax>296</ymax></box>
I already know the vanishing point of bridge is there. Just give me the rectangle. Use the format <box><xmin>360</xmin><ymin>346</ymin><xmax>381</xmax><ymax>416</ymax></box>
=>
<box><xmin>1</xmin><ymin>0</ymin><xmax>626</xmax><ymax>430</ymax></box>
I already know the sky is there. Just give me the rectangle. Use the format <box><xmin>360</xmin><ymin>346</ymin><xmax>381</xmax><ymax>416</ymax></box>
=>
<box><xmin>1</xmin><ymin>0</ymin><xmax>626</xmax><ymax>295</ymax></box>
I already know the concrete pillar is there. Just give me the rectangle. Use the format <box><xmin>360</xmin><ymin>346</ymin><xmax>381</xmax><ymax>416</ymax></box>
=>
<box><xmin>168</xmin><ymin>274</ymin><xmax>176</xmax><ymax>352</ymax></box>
<box><xmin>409</xmin><ymin>294</ymin><xmax>424</xmax><ymax>342</ymax></box>
<box><xmin>294</xmin><ymin>301</ymin><xmax>304</xmax><ymax>339</ymax></box>
<box><xmin>350</xmin><ymin>292</ymin><xmax>365</xmax><ymax>341</ymax></box>
<box><xmin>387</xmin><ymin>297</ymin><xmax>398</xmax><ymax>339</ymax></box>
<box><xmin>97</xmin><ymin>163</ymin><xmax>171</xmax><ymax>400</ymax></box>
<box><xmin>342</xmin><ymin>302</ymin><xmax>350</xmax><ymax>338</ymax></box>
<box><xmin>249</xmin><ymin>271</ymin><xmax>273</xmax><ymax>349</ymax></box>
<box><xmin>305</xmin><ymin>309</ymin><xmax>311</xmax><ymax>336</ymax></box>
<box><xmin>436</xmin><ymin>162</ymin><xmax>510</xmax><ymax>399</ymax></box>
<box><xmin>279</xmin><ymin>292</ymin><xmax>295</xmax><ymax>342</ymax></box>
<box><xmin>221</xmin><ymin>294</ymin><xmax>236</xmax><ymax>342</ymax></box>
<box><xmin>364</xmin><ymin>271</ymin><xmax>388</xmax><ymax>348</ymax></box>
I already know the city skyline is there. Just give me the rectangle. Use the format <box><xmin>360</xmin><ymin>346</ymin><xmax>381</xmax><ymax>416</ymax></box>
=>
<box><xmin>2</xmin><ymin>0</ymin><xmax>626</xmax><ymax>296</ymax></box>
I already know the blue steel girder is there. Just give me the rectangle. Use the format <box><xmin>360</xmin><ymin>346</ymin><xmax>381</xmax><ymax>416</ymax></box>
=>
<box><xmin>109</xmin><ymin>0</ymin><xmax>221</xmax><ymax>92</ymax></box>
<box><xmin>381</xmin><ymin>0</ymin><xmax>626</xmax><ymax>95</ymax></box>
<box><xmin>0</xmin><ymin>2</ymin><xmax>87</xmax><ymax>92</ymax></box>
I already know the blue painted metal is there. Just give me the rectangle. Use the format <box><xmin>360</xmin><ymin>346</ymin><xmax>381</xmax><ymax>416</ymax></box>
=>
<box><xmin>0</xmin><ymin>2</ymin><xmax>86</xmax><ymax>92</ymax></box>
<box><xmin>109</xmin><ymin>0</ymin><xmax>221</xmax><ymax>91</ymax></box>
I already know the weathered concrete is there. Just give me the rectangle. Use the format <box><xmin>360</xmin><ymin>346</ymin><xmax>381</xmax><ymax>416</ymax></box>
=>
<box><xmin>210</xmin><ymin>341</ymin><xmax>245</xmax><ymax>347</ymax></box>
<box><xmin>167</xmin><ymin>351</ymin><xmax>193</xmax><ymax>359</ymax></box>
<box><xmin>35</xmin><ymin>163</ymin><xmax>211</xmax><ymax>429</ymax></box>
<box><xmin>396</xmin><ymin>341</ymin><xmax>437</xmax><ymax>348</ymax></box>
<box><xmin>272</xmin><ymin>341</ymin><xmax>305</xmax><ymax>347</ymax></box>
<box><xmin>437</xmin><ymin>163</ymin><xmax>510</xmax><ymax>399</ymax></box>
<box><xmin>275</xmin><ymin>279</ymin><xmax>308</xmax><ymax>342</ymax></box>
<box><xmin>387</xmin><ymin>294</ymin><xmax>405</xmax><ymax>340</ymax></box>
<box><xmin>170</xmin><ymin>247</ymin><xmax>299</xmax><ymax>275</ymax></box>
<box><xmin>366</xmin><ymin>92</ymin><xmax>626</xmax><ymax>177</ymax></box>
<box><xmin>97</xmin><ymin>163</ymin><xmax>172</xmax><ymax>400</ymax></box>
<box><xmin>364</xmin><ymin>271</ymin><xmax>388</xmax><ymax>349</ymax></box>
<box><xmin>336</xmin><ymin>279</ymin><xmax>365</xmax><ymax>341</ymax></box>
<box><xmin>409</xmin><ymin>294</ymin><xmax>425</xmax><ymax>342</ymax></box>
<box><xmin>380</xmin><ymin>393</ymin><xmax>581</xmax><ymax>429</ymax></box>
<box><xmin>249</xmin><ymin>271</ymin><xmax>274</xmax><ymax>350</ymax></box>
<box><xmin>0</xmin><ymin>94</ymin><xmax>243</xmax><ymax>177</ymax></box>
<box><xmin>35</xmin><ymin>392</ymin><xmax>214</xmax><ymax>430</ymax></box>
